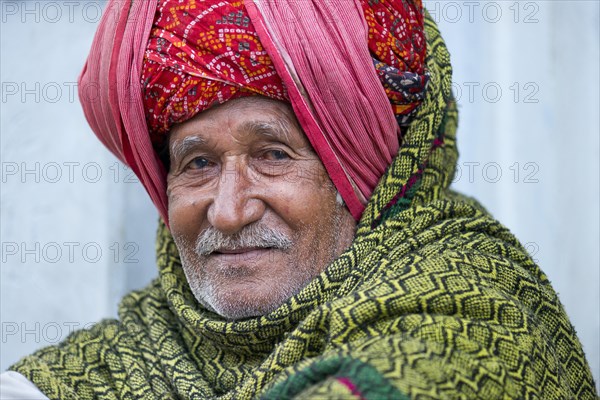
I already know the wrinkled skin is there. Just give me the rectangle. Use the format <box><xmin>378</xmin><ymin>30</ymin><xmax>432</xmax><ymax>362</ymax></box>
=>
<box><xmin>167</xmin><ymin>97</ymin><xmax>357</xmax><ymax>320</ymax></box>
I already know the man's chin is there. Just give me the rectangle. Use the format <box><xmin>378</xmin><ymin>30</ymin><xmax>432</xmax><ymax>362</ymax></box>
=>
<box><xmin>189</xmin><ymin>278</ymin><xmax>308</xmax><ymax>320</ymax></box>
<box><xmin>195</xmin><ymin>288</ymin><xmax>284</xmax><ymax>320</ymax></box>
<box><xmin>181</xmin><ymin>251</ymin><xmax>319</xmax><ymax>320</ymax></box>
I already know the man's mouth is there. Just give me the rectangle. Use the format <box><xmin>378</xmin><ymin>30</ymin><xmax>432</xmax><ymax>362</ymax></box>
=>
<box><xmin>209</xmin><ymin>247</ymin><xmax>277</xmax><ymax>262</ymax></box>
<box><xmin>213</xmin><ymin>247</ymin><xmax>272</xmax><ymax>255</ymax></box>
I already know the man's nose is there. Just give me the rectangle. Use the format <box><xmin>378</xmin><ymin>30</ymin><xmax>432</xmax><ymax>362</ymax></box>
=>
<box><xmin>206</xmin><ymin>160</ymin><xmax>265</xmax><ymax>235</ymax></box>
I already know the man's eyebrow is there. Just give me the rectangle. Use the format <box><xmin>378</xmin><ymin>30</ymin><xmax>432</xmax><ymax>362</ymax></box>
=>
<box><xmin>170</xmin><ymin>135</ymin><xmax>206</xmax><ymax>161</ymax></box>
<box><xmin>170</xmin><ymin>118</ymin><xmax>294</xmax><ymax>160</ymax></box>
<box><xmin>239</xmin><ymin>119</ymin><xmax>292</xmax><ymax>143</ymax></box>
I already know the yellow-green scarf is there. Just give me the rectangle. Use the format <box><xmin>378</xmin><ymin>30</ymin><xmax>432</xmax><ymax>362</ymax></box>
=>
<box><xmin>11</xmin><ymin>13</ymin><xmax>597</xmax><ymax>400</ymax></box>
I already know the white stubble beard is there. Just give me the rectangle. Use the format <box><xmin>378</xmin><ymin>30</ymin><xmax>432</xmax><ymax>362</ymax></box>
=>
<box><xmin>175</xmin><ymin>203</ymin><xmax>349</xmax><ymax>320</ymax></box>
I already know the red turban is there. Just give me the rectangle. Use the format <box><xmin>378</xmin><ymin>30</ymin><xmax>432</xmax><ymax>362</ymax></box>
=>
<box><xmin>79</xmin><ymin>0</ymin><xmax>428</xmax><ymax>224</ymax></box>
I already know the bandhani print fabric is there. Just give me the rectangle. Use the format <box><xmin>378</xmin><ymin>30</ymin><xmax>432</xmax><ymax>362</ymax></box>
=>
<box><xmin>11</xmin><ymin>10</ymin><xmax>598</xmax><ymax>399</ymax></box>
<box><xmin>142</xmin><ymin>0</ymin><xmax>429</xmax><ymax>141</ymax></box>
<box><xmin>141</xmin><ymin>0</ymin><xmax>287</xmax><ymax>144</ymax></box>
<box><xmin>362</xmin><ymin>0</ymin><xmax>430</xmax><ymax>125</ymax></box>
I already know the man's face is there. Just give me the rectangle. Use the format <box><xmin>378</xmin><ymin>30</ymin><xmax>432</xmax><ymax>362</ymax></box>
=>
<box><xmin>166</xmin><ymin>97</ymin><xmax>357</xmax><ymax>320</ymax></box>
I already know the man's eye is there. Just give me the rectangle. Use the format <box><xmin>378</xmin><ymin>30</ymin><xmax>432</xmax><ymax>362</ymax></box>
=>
<box><xmin>190</xmin><ymin>157</ymin><xmax>211</xmax><ymax>169</ymax></box>
<box><xmin>263</xmin><ymin>150</ymin><xmax>290</xmax><ymax>161</ymax></box>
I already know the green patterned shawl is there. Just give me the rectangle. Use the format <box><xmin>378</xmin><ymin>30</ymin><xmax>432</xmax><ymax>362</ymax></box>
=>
<box><xmin>11</xmin><ymin>13</ymin><xmax>597</xmax><ymax>400</ymax></box>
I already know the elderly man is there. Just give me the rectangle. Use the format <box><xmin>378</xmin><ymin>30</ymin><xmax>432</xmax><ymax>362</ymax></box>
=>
<box><xmin>2</xmin><ymin>0</ymin><xmax>597</xmax><ymax>398</ymax></box>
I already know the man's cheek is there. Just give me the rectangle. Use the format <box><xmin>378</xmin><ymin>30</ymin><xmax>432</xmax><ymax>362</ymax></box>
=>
<box><xmin>168</xmin><ymin>198</ymin><xmax>204</xmax><ymax>235</ymax></box>
<box><xmin>168</xmin><ymin>219</ymin><xmax>201</xmax><ymax>260</ymax></box>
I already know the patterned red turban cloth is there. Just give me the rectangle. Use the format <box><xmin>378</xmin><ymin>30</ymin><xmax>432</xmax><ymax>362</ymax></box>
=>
<box><xmin>79</xmin><ymin>0</ymin><xmax>428</xmax><ymax>224</ymax></box>
<box><xmin>142</xmin><ymin>0</ymin><xmax>427</xmax><ymax>136</ymax></box>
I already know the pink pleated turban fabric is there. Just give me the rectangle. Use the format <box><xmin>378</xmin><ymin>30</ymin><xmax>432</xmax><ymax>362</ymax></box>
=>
<box><xmin>78</xmin><ymin>0</ymin><xmax>429</xmax><ymax>225</ymax></box>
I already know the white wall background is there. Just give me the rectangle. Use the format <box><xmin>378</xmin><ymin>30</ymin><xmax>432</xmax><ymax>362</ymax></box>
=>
<box><xmin>1</xmin><ymin>0</ymin><xmax>598</xmax><ymax>389</ymax></box>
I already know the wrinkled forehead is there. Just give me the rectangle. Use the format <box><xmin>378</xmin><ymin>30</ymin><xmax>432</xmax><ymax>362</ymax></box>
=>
<box><xmin>167</xmin><ymin>97</ymin><xmax>306</xmax><ymax>151</ymax></box>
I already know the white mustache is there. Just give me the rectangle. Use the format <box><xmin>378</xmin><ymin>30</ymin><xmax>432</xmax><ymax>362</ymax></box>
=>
<box><xmin>195</xmin><ymin>224</ymin><xmax>293</xmax><ymax>256</ymax></box>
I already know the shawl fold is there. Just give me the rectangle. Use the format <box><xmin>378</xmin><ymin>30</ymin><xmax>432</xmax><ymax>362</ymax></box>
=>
<box><xmin>11</xmin><ymin>10</ymin><xmax>597</xmax><ymax>400</ymax></box>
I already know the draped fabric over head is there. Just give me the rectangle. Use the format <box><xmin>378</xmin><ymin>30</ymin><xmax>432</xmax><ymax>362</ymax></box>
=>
<box><xmin>79</xmin><ymin>0</ymin><xmax>429</xmax><ymax>222</ymax></box>
<box><xmin>78</xmin><ymin>0</ymin><xmax>167</xmax><ymax>219</ymax></box>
